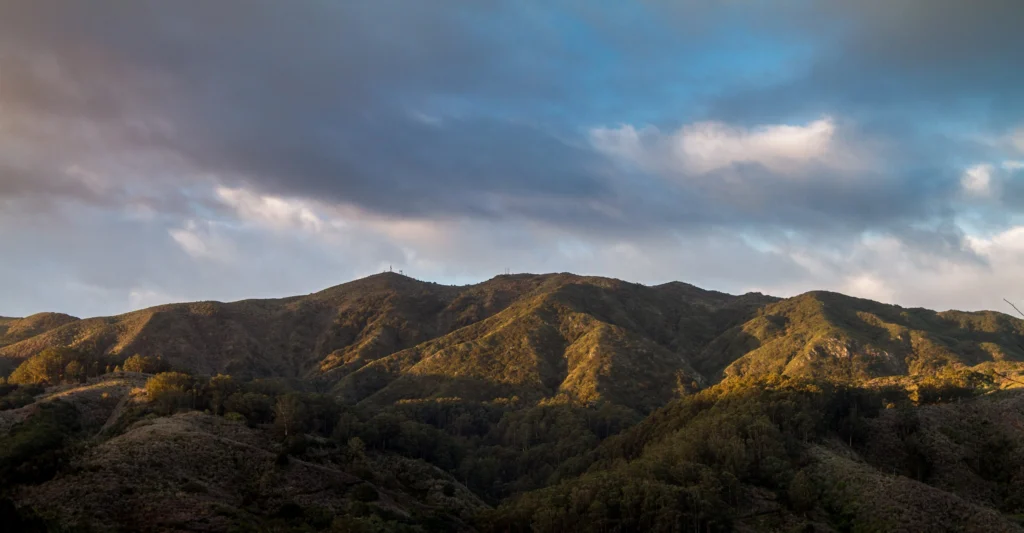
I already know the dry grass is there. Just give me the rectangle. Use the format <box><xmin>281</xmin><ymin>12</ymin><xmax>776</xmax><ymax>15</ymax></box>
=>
<box><xmin>0</xmin><ymin>374</ymin><xmax>146</xmax><ymax>436</ymax></box>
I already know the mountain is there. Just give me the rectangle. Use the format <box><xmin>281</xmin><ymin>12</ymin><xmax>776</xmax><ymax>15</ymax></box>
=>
<box><xmin>0</xmin><ymin>313</ymin><xmax>80</xmax><ymax>348</ymax></box>
<box><xmin>1</xmin><ymin>375</ymin><xmax>484</xmax><ymax>532</ymax></box>
<box><xmin>0</xmin><ymin>313</ymin><xmax>81</xmax><ymax>375</ymax></box>
<box><xmin>0</xmin><ymin>273</ymin><xmax>548</xmax><ymax>379</ymax></box>
<box><xmin>487</xmin><ymin>379</ymin><xmax>1024</xmax><ymax>532</ymax></box>
<box><xmin>697</xmin><ymin>291</ymin><xmax>1024</xmax><ymax>384</ymax></box>
<box><xmin>4</xmin><ymin>273</ymin><xmax>1024</xmax><ymax>531</ymax></box>
<box><xmin>338</xmin><ymin>276</ymin><xmax>772</xmax><ymax>412</ymax></box>
<box><xmin>6</xmin><ymin>273</ymin><xmax>1024</xmax><ymax>410</ymax></box>
<box><xmin>0</xmin><ymin>273</ymin><xmax>774</xmax><ymax>412</ymax></box>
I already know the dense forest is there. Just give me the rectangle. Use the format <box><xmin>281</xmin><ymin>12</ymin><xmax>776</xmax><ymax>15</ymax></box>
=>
<box><xmin>2</xmin><ymin>274</ymin><xmax>1024</xmax><ymax>532</ymax></box>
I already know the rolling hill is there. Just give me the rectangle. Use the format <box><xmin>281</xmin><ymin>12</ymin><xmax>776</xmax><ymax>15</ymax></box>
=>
<box><xmin>5</xmin><ymin>273</ymin><xmax>1024</xmax><ymax>532</ymax></box>
<box><xmin>0</xmin><ymin>313</ymin><xmax>80</xmax><ymax>349</ymax></box>
<box><xmin>5</xmin><ymin>273</ymin><xmax>1024</xmax><ymax>412</ymax></box>
<box><xmin>1</xmin><ymin>273</ymin><xmax>777</xmax><ymax>412</ymax></box>
<box><xmin>697</xmin><ymin>291</ymin><xmax>1024</xmax><ymax>384</ymax></box>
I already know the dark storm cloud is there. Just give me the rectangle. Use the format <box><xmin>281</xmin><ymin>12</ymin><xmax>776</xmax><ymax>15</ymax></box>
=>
<box><xmin>4</xmin><ymin>0</ymin><xmax>1024</xmax><ymax>317</ymax></box>
<box><xmin>0</xmin><ymin>0</ymin><xmax>1019</xmax><ymax>237</ymax></box>
<box><xmin>0</xmin><ymin>0</ymin><xmax>613</xmax><ymax>220</ymax></box>
<box><xmin>700</xmin><ymin>0</ymin><xmax>1024</xmax><ymax>128</ymax></box>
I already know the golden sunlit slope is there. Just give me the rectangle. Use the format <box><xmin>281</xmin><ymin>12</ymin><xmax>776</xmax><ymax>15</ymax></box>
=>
<box><xmin>6</xmin><ymin>274</ymin><xmax>1024</xmax><ymax>407</ymax></box>
<box><xmin>697</xmin><ymin>291</ymin><xmax>1024</xmax><ymax>384</ymax></box>
<box><xmin>0</xmin><ymin>313</ymin><xmax>79</xmax><ymax>348</ymax></box>
<box><xmin>0</xmin><ymin>274</ymin><xmax>573</xmax><ymax>380</ymax></box>
<box><xmin>337</xmin><ymin>276</ymin><xmax>772</xmax><ymax>412</ymax></box>
<box><xmin>0</xmin><ymin>273</ymin><xmax>772</xmax><ymax>413</ymax></box>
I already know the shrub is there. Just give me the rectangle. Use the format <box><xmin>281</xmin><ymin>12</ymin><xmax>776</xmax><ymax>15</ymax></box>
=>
<box><xmin>223</xmin><ymin>392</ymin><xmax>274</xmax><ymax>426</ymax></box>
<box><xmin>0</xmin><ymin>384</ymin><xmax>44</xmax><ymax>411</ymax></box>
<box><xmin>0</xmin><ymin>401</ymin><xmax>81</xmax><ymax>485</ymax></box>
<box><xmin>351</xmin><ymin>483</ymin><xmax>379</xmax><ymax>502</ymax></box>
<box><xmin>181</xmin><ymin>480</ymin><xmax>208</xmax><ymax>494</ymax></box>
<box><xmin>284</xmin><ymin>435</ymin><xmax>309</xmax><ymax>456</ymax></box>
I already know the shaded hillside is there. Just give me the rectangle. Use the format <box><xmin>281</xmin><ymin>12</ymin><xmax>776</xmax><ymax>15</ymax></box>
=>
<box><xmin>0</xmin><ymin>317</ymin><xmax>16</xmax><ymax>338</ymax></box>
<box><xmin>696</xmin><ymin>291</ymin><xmax>1024</xmax><ymax>384</ymax></box>
<box><xmin>1</xmin><ymin>376</ymin><xmax>484</xmax><ymax>533</ymax></box>
<box><xmin>485</xmin><ymin>377</ymin><xmax>1024</xmax><ymax>532</ymax></box>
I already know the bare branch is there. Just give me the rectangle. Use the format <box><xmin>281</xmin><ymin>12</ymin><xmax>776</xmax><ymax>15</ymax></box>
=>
<box><xmin>1003</xmin><ymin>298</ymin><xmax>1024</xmax><ymax>319</ymax></box>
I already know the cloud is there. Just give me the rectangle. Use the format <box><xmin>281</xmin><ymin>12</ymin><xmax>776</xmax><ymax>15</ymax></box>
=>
<box><xmin>840</xmin><ymin>274</ymin><xmax>896</xmax><ymax>304</ymax></box>
<box><xmin>215</xmin><ymin>187</ymin><xmax>327</xmax><ymax>234</ymax></box>
<box><xmin>1003</xmin><ymin>161</ymin><xmax>1024</xmax><ymax>171</ymax></box>
<box><xmin>700</xmin><ymin>0</ymin><xmax>1024</xmax><ymax>127</ymax></box>
<box><xmin>128</xmin><ymin>288</ymin><xmax>181</xmax><ymax>311</ymax></box>
<box><xmin>0</xmin><ymin>0</ymin><xmax>615</xmax><ymax>226</ymax></box>
<box><xmin>675</xmin><ymin>117</ymin><xmax>838</xmax><ymax>174</ymax></box>
<box><xmin>961</xmin><ymin>164</ymin><xmax>994</xmax><ymax>196</ymax></box>
<box><xmin>1</xmin><ymin>0</ymin><xmax>1024</xmax><ymax>317</ymax></box>
<box><xmin>591</xmin><ymin>116</ymin><xmax>958</xmax><ymax>240</ymax></box>
<box><xmin>1013</xmin><ymin>129</ymin><xmax>1024</xmax><ymax>153</ymax></box>
<box><xmin>592</xmin><ymin>116</ymin><xmax>865</xmax><ymax>175</ymax></box>
<box><xmin>169</xmin><ymin>221</ymin><xmax>235</xmax><ymax>263</ymax></box>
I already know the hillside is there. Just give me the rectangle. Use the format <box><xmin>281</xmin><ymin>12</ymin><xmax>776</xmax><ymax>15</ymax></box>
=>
<box><xmin>486</xmin><ymin>378</ymin><xmax>1024</xmax><ymax>532</ymax></box>
<box><xmin>4</xmin><ymin>274</ymin><xmax>1024</xmax><ymax>531</ymax></box>
<box><xmin>697</xmin><ymin>291</ymin><xmax>1024</xmax><ymax>385</ymax></box>
<box><xmin>0</xmin><ymin>274</ymin><xmax>551</xmax><ymax>380</ymax></box>
<box><xmin>1</xmin><ymin>274</ymin><xmax>774</xmax><ymax>412</ymax></box>
<box><xmin>338</xmin><ymin>277</ymin><xmax>770</xmax><ymax>412</ymax></box>
<box><xmin>0</xmin><ymin>313</ymin><xmax>80</xmax><ymax>349</ymax></box>
<box><xmin>1</xmin><ymin>376</ymin><xmax>483</xmax><ymax>532</ymax></box>
<box><xmin>5</xmin><ymin>275</ymin><xmax>1024</xmax><ymax>412</ymax></box>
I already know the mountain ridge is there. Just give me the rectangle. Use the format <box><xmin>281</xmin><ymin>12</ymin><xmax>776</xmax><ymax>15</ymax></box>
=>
<box><xmin>3</xmin><ymin>273</ymin><xmax>1024</xmax><ymax>411</ymax></box>
<box><xmin>5</xmin><ymin>273</ymin><xmax>1024</xmax><ymax>532</ymax></box>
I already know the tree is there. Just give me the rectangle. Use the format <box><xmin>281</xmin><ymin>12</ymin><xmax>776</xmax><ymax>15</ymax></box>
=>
<box><xmin>9</xmin><ymin>347</ymin><xmax>87</xmax><ymax>385</ymax></box>
<box><xmin>348</xmin><ymin>437</ymin><xmax>366</xmax><ymax>457</ymax></box>
<box><xmin>122</xmin><ymin>354</ymin><xmax>170</xmax><ymax>374</ymax></box>
<box><xmin>224</xmin><ymin>392</ymin><xmax>274</xmax><ymax>426</ymax></box>
<box><xmin>274</xmin><ymin>393</ymin><xmax>308</xmax><ymax>438</ymax></box>
<box><xmin>205</xmin><ymin>374</ymin><xmax>238</xmax><ymax>416</ymax></box>
<box><xmin>63</xmin><ymin>361</ymin><xmax>85</xmax><ymax>384</ymax></box>
<box><xmin>146</xmin><ymin>372</ymin><xmax>196</xmax><ymax>415</ymax></box>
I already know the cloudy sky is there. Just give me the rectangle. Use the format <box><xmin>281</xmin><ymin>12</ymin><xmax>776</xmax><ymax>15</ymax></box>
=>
<box><xmin>2</xmin><ymin>0</ymin><xmax>1024</xmax><ymax>317</ymax></box>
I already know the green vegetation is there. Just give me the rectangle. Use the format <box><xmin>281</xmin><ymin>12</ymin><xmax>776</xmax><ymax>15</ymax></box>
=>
<box><xmin>146</xmin><ymin>371</ymin><xmax>198</xmax><ymax>414</ymax></box>
<box><xmin>483</xmin><ymin>377</ymin><xmax>1024</xmax><ymax>532</ymax></box>
<box><xmin>0</xmin><ymin>382</ymin><xmax>44</xmax><ymax>410</ymax></box>
<box><xmin>2</xmin><ymin>273</ymin><xmax>1024</xmax><ymax>531</ymax></box>
<box><xmin>706</xmin><ymin>291</ymin><xmax>1024</xmax><ymax>384</ymax></box>
<box><xmin>0</xmin><ymin>400</ymin><xmax>81</xmax><ymax>485</ymax></box>
<box><xmin>122</xmin><ymin>354</ymin><xmax>170</xmax><ymax>374</ymax></box>
<box><xmin>8</xmin><ymin>347</ymin><xmax>104</xmax><ymax>386</ymax></box>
